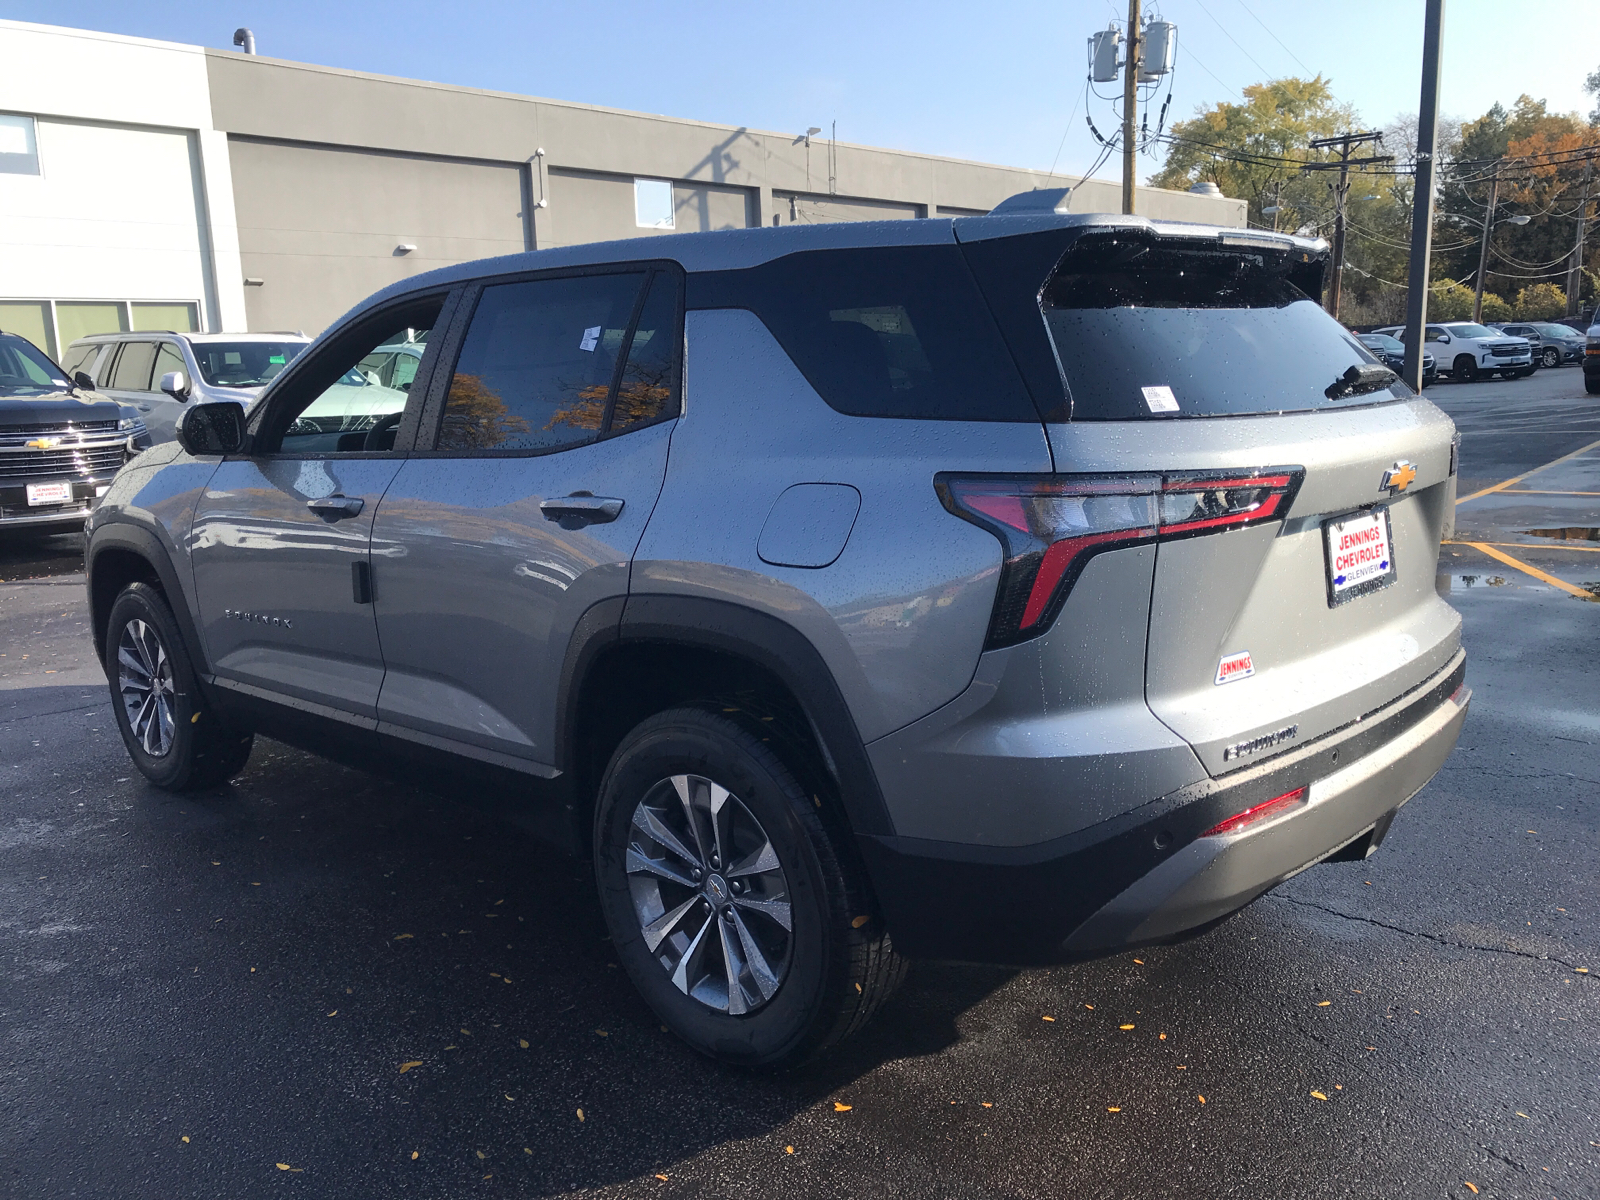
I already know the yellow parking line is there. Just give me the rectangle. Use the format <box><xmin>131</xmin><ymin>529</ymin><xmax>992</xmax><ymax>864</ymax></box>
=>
<box><xmin>1456</xmin><ymin>437</ymin><xmax>1600</xmax><ymax>504</ymax></box>
<box><xmin>1454</xmin><ymin>542</ymin><xmax>1597</xmax><ymax>600</ymax></box>
<box><xmin>1446</xmin><ymin>540</ymin><xmax>1600</xmax><ymax>553</ymax></box>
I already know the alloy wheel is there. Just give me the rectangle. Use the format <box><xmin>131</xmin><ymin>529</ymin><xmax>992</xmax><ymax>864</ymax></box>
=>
<box><xmin>117</xmin><ymin>618</ymin><xmax>176</xmax><ymax>758</ymax></box>
<box><xmin>625</xmin><ymin>773</ymin><xmax>792</xmax><ymax>1015</ymax></box>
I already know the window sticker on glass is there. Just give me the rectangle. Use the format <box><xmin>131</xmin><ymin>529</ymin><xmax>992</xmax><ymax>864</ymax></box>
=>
<box><xmin>579</xmin><ymin>325</ymin><xmax>601</xmax><ymax>353</ymax></box>
<box><xmin>1141</xmin><ymin>385</ymin><xmax>1179</xmax><ymax>413</ymax></box>
<box><xmin>269</xmin><ymin>354</ymin><xmax>285</xmax><ymax>365</ymax></box>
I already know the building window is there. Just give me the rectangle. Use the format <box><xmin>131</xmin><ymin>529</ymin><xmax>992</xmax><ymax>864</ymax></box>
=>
<box><xmin>0</xmin><ymin>113</ymin><xmax>40</xmax><ymax>176</ymax></box>
<box><xmin>634</xmin><ymin>178</ymin><xmax>674</xmax><ymax>230</ymax></box>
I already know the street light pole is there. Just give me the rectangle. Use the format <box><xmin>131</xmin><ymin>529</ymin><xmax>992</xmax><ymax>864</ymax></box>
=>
<box><xmin>1472</xmin><ymin>161</ymin><xmax>1501</xmax><ymax>323</ymax></box>
<box><xmin>1121</xmin><ymin>0</ymin><xmax>1141</xmax><ymax>215</ymax></box>
<box><xmin>1402</xmin><ymin>0</ymin><xmax>1444</xmax><ymax>393</ymax></box>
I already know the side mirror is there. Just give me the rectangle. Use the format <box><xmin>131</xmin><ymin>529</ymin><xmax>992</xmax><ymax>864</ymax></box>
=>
<box><xmin>159</xmin><ymin>369</ymin><xmax>191</xmax><ymax>401</ymax></box>
<box><xmin>175</xmin><ymin>401</ymin><xmax>247</xmax><ymax>457</ymax></box>
<box><xmin>73</xmin><ymin>370</ymin><xmax>96</xmax><ymax>391</ymax></box>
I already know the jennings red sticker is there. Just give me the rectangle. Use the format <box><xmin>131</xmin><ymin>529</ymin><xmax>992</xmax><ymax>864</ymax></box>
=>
<box><xmin>1215</xmin><ymin>651</ymin><xmax>1255</xmax><ymax>686</ymax></box>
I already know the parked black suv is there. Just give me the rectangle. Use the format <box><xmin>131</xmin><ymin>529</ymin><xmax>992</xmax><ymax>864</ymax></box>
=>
<box><xmin>0</xmin><ymin>332</ymin><xmax>150</xmax><ymax>534</ymax></box>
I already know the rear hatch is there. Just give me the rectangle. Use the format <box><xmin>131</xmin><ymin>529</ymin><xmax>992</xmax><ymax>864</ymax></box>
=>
<box><xmin>957</xmin><ymin>218</ymin><xmax>1462</xmax><ymax>776</ymax></box>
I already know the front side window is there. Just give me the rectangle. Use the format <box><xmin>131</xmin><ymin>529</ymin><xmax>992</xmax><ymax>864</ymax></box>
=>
<box><xmin>110</xmin><ymin>341</ymin><xmax>158</xmax><ymax>392</ymax></box>
<box><xmin>1039</xmin><ymin>231</ymin><xmax>1401</xmax><ymax>420</ymax></box>
<box><xmin>193</xmin><ymin>341</ymin><xmax>307</xmax><ymax>388</ymax></box>
<box><xmin>255</xmin><ymin>300</ymin><xmax>440</xmax><ymax>455</ymax></box>
<box><xmin>437</xmin><ymin>272</ymin><xmax>648</xmax><ymax>453</ymax></box>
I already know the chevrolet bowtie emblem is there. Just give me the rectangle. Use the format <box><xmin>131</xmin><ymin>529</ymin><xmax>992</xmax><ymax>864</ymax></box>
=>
<box><xmin>1381</xmin><ymin>461</ymin><xmax>1417</xmax><ymax>495</ymax></box>
<box><xmin>25</xmin><ymin>437</ymin><xmax>62</xmax><ymax>450</ymax></box>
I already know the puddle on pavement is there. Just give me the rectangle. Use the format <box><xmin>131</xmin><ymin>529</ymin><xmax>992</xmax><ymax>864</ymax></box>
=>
<box><xmin>1438</xmin><ymin>572</ymin><xmax>1600</xmax><ymax>600</ymax></box>
<box><xmin>1523</xmin><ymin>527</ymin><xmax>1600</xmax><ymax>541</ymax></box>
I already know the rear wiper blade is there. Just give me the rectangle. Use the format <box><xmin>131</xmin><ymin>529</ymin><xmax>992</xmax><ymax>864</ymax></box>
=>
<box><xmin>1325</xmin><ymin>362</ymin><xmax>1397</xmax><ymax>400</ymax></box>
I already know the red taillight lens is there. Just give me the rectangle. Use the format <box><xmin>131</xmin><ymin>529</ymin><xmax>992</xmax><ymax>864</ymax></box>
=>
<box><xmin>1201</xmin><ymin>787</ymin><xmax>1308</xmax><ymax>837</ymax></box>
<box><xmin>938</xmin><ymin>468</ymin><xmax>1303</xmax><ymax>648</ymax></box>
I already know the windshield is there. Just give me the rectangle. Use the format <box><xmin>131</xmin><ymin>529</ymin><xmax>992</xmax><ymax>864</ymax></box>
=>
<box><xmin>192</xmin><ymin>341</ymin><xmax>307</xmax><ymax>388</ymax></box>
<box><xmin>1360</xmin><ymin>334</ymin><xmax>1403</xmax><ymax>354</ymax></box>
<box><xmin>1445</xmin><ymin>324</ymin><xmax>1498</xmax><ymax>339</ymax></box>
<box><xmin>1040</xmin><ymin>233</ymin><xmax>1405</xmax><ymax>420</ymax></box>
<box><xmin>1535</xmin><ymin>323</ymin><xmax>1574</xmax><ymax>337</ymax></box>
<box><xmin>0</xmin><ymin>337</ymin><xmax>70</xmax><ymax>395</ymax></box>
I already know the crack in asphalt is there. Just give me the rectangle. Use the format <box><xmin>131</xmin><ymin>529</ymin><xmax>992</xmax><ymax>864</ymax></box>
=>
<box><xmin>1479</xmin><ymin>1144</ymin><xmax>1529</xmax><ymax>1173</ymax></box>
<box><xmin>1271</xmin><ymin>896</ymin><xmax>1591</xmax><ymax>973</ymax></box>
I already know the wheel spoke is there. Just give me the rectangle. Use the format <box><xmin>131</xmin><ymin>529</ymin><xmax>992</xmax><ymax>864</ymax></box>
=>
<box><xmin>670</xmin><ymin>774</ymin><xmax>712</xmax><ymax>866</ymax></box>
<box><xmin>154</xmin><ymin>695</ymin><xmax>174</xmax><ymax>754</ymax></box>
<box><xmin>625</xmin><ymin>847</ymin><xmax>697</xmax><ymax>889</ymax></box>
<box><xmin>717</xmin><ymin>916</ymin><xmax>749</xmax><ymax>1015</ymax></box>
<box><xmin>117</xmin><ymin>645</ymin><xmax>152</xmax><ymax>683</ymax></box>
<box><xmin>708</xmin><ymin>782</ymin><xmax>731</xmax><ymax>870</ymax></box>
<box><xmin>670</xmin><ymin>908</ymin><xmax>715</xmax><ymax>995</ymax></box>
<box><xmin>730</xmin><ymin>909</ymin><xmax>782</xmax><ymax>1000</ymax></box>
<box><xmin>641</xmin><ymin>894</ymin><xmax>702</xmax><ymax>953</ymax></box>
<box><xmin>631</xmin><ymin>804</ymin><xmax>702</xmax><ymax>870</ymax></box>
<box><xmin>732</xmin><ymin>893</ymin><xmax>792</xmax><ymax>932</ymax></box>
<box><xmin>727</xmin><ymin>839</ymin><xmax>780</xmax><ymax>879</ymax></box>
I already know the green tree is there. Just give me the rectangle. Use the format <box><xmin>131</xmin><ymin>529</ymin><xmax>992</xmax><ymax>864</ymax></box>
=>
<box><xmin>1427</xmin><ymin>279</ymin><xmax>1476</xmax><ymax>321</ymax></box>
<box><xmin>1513</xmin><ymin>282</ymin><xmax>1568</xmax><ymax>319</ymax></box>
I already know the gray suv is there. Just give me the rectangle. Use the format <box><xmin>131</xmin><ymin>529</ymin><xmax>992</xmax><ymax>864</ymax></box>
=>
<box><xmin>84</xmin><ymin>199</ymin><xmax>1470</xmax><ymax>1066</ymax></box>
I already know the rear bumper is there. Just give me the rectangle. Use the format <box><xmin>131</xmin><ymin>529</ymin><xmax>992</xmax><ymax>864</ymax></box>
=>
<box><xmin>860</xmin><ymin>652</ymin><xmax>1468</xmax><ymax>965</ymax></box>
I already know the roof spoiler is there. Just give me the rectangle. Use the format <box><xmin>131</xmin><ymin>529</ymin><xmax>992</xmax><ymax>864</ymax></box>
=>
<box><xmin>987</xmin><ymin>187</ymin><xmax>1073</xmax><ymax>216</ymax></box>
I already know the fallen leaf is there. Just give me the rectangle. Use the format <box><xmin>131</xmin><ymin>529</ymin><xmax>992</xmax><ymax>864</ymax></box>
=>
<box><xmin>1159</xmin><ymin>1033</ymin><xmax>1167</xmax><ymax>1041</ymax></box>
<box><xmin>326</xmin><ymin>1010</ymin><xmax>337</xmax><ymax>1017</ymax></box>
<box><xmin>1316</xmin><ymin>1001</ymin><xmax>1331</xmax><ymax>1007</ymax></box>
<box><xmin>656</xmin><ymin>1173</ymin><xmax>669</xmax><ymax>1181</ymax></box>
<box><xmin>444</xmin><ymin>1045</ymin><xmax>458</xmax><ymax>1050</ymax></box>
<box><xmin>1085</xmin><ymin>1004</ymin><xmax>1094</xmax><ymax>1010</ymax></box>
<box><xmin>1576</xmin><ymin>967</ymin><xmax>1589</xmax><ymax>974</ymax></box>
<box><xmin>505</xmin><ymin>1094</ymin><xmax>515</xmax><ymax>1101</ymax></box>
<box><xmin>495</xmin><ymin>899</ymin><xmax>504</xmax><ymax>905</ymax></box>
<box><xmin>1133</xmin><ymin>959</ymin><xmax>1144</xmax><ymax>965</ymax></box>
<box><xmin>211</xmin><ymin>861</ymin><xmax>220</xmax><ymax>866</ymax></box>
<box><xmin>1119</xmin><ymin>1024</ymin><xmax>1135</xmax><ymax>1030</ymax></box>
<box><xmin>1516</xmin><ymin>1111</ymin><xmax>1530</xmax><ymax>1118</ymax></box>
<box><xmin>1176</xmin><ymin>1065</ymin><xmax>1187</xmax><ymax>1070</ymax></box>
<box><xmin>785</xmin><ymin>1146</ymin><xmax>795</xmax><ymax>1155</ymax></box>
<box><xmin>476</xmin><ymin>1151</ymin><xmax>485</xmax><ymax>1160</ymax></box>
<box><xmin>1311</xmin><ymin>1090</ymin><xmax>1329</xmax><ymax>1101</ymax></box>
<box><xmin>524</xmin><ymin>1148</ymin><xmax>532</xmax><ymax>1155</ymax></box>
<box><xmin>1197</xmin><ymin>1095</ymin><xmax>1205</xmax><ymax>1104</ymax></box>
<box><xmin>394</xmin><ymin>934</ymin><xmax>412</xmax><ymax>940</ymax></box>
<box><xmin>411</xmin><ymin>1151</ymin><xmax>418</xmax><ymax>1160</ymax></box>
<box><xmin>855</xmin><ymin>982</ymin><xmax>862</xmax><ymax>993</ymax></box>
<box><xmin>181</xmin><ymin>1136</ymin><xmax>189</xmax><ymax>1143</ymax></box>
<box><xmin>398</xmin><ymin>1061</ymin><xmax>423</xmax><ymax>1074</ymax></box>
<box><xmin>1042</xmin><ymin>1015</ymin><xmax>1055</xmax><ymax>1022</ymax></box>
<box><xmin>981</xmin><ymin>1102</ymin><xmax>992</xmax><ymax>1108</ymax></box>
<box><xmin>851</xmin><ymin>915</ymin><xmax>870</xmax><ymax>928</ymax></box>
<box><xmin>595</xmin><ymin>1029</ymin><xmax>609</xmax><ymax>1037</ymax></box>
<box><xmin>490</xmin><ymin>972</ymin><xmax>501</xmax><ymax>978</ymax></box>
<box><xmin>461</xmin><ymin>1029</ymin><xmax>471</xmax><ymax>1035</ymax></box>
<box><xmin>276</xmin><ymin>1163</ymin><xmax>293</xmax><ymax>1171</ymax></box>
<box><xmin>519</xmin><ymin>1039</ymin><xmax>529</xmax><ymax>1049</ymax></box>
<box><xmin>1365</xmin><ymin>1045</ymin><xmax>1377</xmax><ymax>1050</ymax></box>
<box><xmin>1464</xmin><ymin>1184</ymin><xmax>1479</xmax><ymax>1195</ymax></box>
<box><xmin>251</xmin><ymin>882</ymin><xmax>261</xmax><ymax>887</ymax></box>
<box><xmin>576</xmin><ymin>1108</ymin><xmax>585</xmax><ymax>1122</ymax></box>
<box><xmin>1107</xmin><ymin>1106</ymin><xmax>1122</xmax><ymax>1112</ymax></box>
<box><xmin>834</xmin><ymin>1102</ymin><xmax>852</xmax><ymax>1112</ymax></box>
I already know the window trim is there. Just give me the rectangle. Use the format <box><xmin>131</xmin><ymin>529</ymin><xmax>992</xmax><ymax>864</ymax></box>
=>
<box><xmin>413</xmin><ymin>260</ymin><xmax>685</xmax><ymax>458</ymax></box>
<box><xmin>240</xmin><ymin>289</ymin><xmax>458</xmax><ymax>460</ymax></box>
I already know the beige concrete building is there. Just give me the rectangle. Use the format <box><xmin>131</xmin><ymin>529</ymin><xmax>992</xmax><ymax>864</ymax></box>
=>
<box><xmin>2</xmin><ymin>19</ymin><xmax>1246</xmax><ymax>344</ymax></box>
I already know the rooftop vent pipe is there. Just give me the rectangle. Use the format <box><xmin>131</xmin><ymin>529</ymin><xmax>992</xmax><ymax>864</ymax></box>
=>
<box><xmin>232</xmin><ymin>28</ymin><xmax>256</xmax><ymax>54</ymax></box>
<box><xmin>1189</xmin><ymin>180</ymin><xmax>1224</xmax><ymax>198</ymax></box>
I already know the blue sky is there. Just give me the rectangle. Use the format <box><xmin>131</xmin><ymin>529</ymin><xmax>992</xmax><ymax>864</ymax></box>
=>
<box><xmin>3</xmin><ymin>1</ymin><xmax>1594</xmax><ymax>183</ymax></box>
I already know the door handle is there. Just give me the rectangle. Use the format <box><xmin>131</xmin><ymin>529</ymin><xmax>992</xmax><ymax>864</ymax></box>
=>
<box><xmin>307</xmin><ymin>494</ymin><xmax>364</xmax><ymax>519</ymax></box>
<box><xmin>540</xmin><ymin>494</ymin><xmax>624</xmax><ymax>525</ymax></box>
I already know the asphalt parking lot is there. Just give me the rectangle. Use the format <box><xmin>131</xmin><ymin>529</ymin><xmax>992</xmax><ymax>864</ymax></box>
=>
<box><xmin>2</xmin><ymin>367</ymin><xmax>1596</xmax><ymax>1200</ymax></box>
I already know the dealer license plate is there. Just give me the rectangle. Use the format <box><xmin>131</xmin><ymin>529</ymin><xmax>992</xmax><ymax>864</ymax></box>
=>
<box><xmin>1323</xmin><ymin>506</ymin><xmax>1396</xmax><ymax>606</ymax></box>
<box><xmin>26</xmin><ymin>481</ymin><xmax>73</xmax><ymax>507</ymax></box>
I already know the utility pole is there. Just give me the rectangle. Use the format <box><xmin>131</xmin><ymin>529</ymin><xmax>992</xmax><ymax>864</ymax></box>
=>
<box><xmin>1472</xmin><ymin>160</ymin><xmax>1502</xmax><ymax>323</ymax></box>
<box><xmin>1566</xmin><ymin>156</ymin><xmax>1593</xmax><ymax>317</ymax></box>
<box><xmin>1402</xmin><ymin>0</ymin><xmax>1445</xmax><ymax>393</ymax></box>
<box><xmin>1121</xmin><ymin>0</ymin><xmax>1140</xmax><ymax>215</ymax></box>
<box><xmin>1306</xmin><ymin>130</ymin><xmax>1389</xmax><ymax>321</ymax></box>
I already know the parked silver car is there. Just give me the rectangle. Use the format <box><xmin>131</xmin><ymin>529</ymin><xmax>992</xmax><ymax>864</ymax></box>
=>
<box><xmin>61</xmin><ymin>331</ymin><xmax>310</xmax><ymax>444</ymax></box>
<box><xmin>84</xmin><ymin>199</ymin><xmax>1469</xmax><ymax>1066</ymax></box>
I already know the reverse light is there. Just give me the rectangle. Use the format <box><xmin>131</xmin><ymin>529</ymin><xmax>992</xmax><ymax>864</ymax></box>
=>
<box><xmin>1201</xmin><ymin>787</ymin><xmax>1308</xmax><ymax>838</ymax></box>
<box><xmin>937</xmin><ymin>467</ymin><xmax>1303</xmax><ymax>648</ymax></box>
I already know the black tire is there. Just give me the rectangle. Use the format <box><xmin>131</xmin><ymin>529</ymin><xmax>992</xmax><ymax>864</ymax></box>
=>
<box><xmin>1453</xmin><ymin>355</ymin><xmax>1479</xmax><ymax>382</ymax></box>
<box><xmin>593</xmin><ymin>707</ymin><xmax>905</xmax><ymax>1068</ymax></box>
<box><xmin>1543</xmin><ymin>347</ymin><xmax>1560</xmax><ymax>368</ymax></box>
<box><xmin>1587</xmin><ymin>377</ymin><xmax>1600</xmax><ymax>395</ymax></box>
<box><xmin>105</xmin><ymin>582</ymin><xmax>253</xmax><ymax>790</ymax></box>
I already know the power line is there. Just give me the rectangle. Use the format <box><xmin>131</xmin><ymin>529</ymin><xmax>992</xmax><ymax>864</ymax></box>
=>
<box><xmin>1174</xmin><ymin>32</ymin><xmax>1242</xmax><ymax>100</ymax></box>
<box><xmin>1189</xmin><ymin>0</ymin><xmax>1274</xmax><ymax>82</ymax></box>
<box><xmin>1045</xmin><ymin>82</ymin><xmax>1088</xmax><ymax>180</ymax></box>
<box><xmin>1229</xmin><ymin>0</ymin><xmax>1314</xmax><ymax>76</ymax></box>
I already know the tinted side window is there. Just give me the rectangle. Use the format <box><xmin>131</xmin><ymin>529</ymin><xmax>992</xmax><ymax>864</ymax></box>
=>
<box><xmin>60</xmin><ymin>344</ymin><xmax>97</xmax><ymax>376</ymax></box>
<box><xmin>110</xmin><ymin>341</ymin><xmax>158</xmax><ymax>392</ymax></box>
<box><xmin>438</xmin><ymin>273</ymin><xmax>646</xmax><ymax>452</ymax></box>
<box><xmin>687</xmin><ymin>246</ymin><xmax>1037</xmax><ymax>422</ymax></box>
<box><xmin>612</xmin><ymin>270</ymin><xmax>681</xmax><ymax>433</ymax></box>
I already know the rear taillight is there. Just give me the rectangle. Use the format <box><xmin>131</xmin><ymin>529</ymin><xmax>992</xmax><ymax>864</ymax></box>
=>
<box><xmin>937</xmin><ymin>467</ymin><xmax>1303</xmax><ymax>648</ymax></box>
<box><xmin>1202</xmin><ymin>787</ymin><xmax>1308</xmax><ymax>837</ymax></box>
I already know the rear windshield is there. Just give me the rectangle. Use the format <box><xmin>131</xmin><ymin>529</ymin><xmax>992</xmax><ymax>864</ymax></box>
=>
<box><xmin>193</xmin><ymin>341</ymin><xmax>307</xmax><ymax>388</ymax></box>
<box><xmin>1039</xmin><ymin>232</ymin><xmax>1408</xmax><ymax>420</ymax></box>
<box><xmin>687</xmin><ymin>245</ymin><xmax>1037</xmax><ymax>422</ymax></box>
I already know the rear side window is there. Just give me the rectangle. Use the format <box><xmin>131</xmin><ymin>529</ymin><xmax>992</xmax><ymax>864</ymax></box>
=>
<box><xmin>688</xmin><ymin>246</ymin><xmax>1037</xmax><ymax>422</ymax></box>
<box><xmin>110</xmin><ymin>341</ymin><xmax>158</xmax><ymax>392</ymax></box>
<box><xmin>60</xmin><ymin>343</ymin><xmax>97</xmax><ymax>377</ymax></box>
<box><xmin>1039</xmin><ymin>232</ymin><xmax>1403</xmax><ymax>420</ymax></box>
<box><xmin>153</xmin><ymin>342</ymin><xmax>185</xmax><ymax>388</ymax></box>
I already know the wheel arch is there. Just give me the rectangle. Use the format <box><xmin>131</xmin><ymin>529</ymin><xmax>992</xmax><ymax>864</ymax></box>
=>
<box><xmin>87</xmin><ymin>523</ymin><xmax>207</xmax><ymax>676</ymax></box>
<box><xmin>558</xmin><ymin>594</ymin><xmax>895</xmax><ymax>854</ymax></box>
